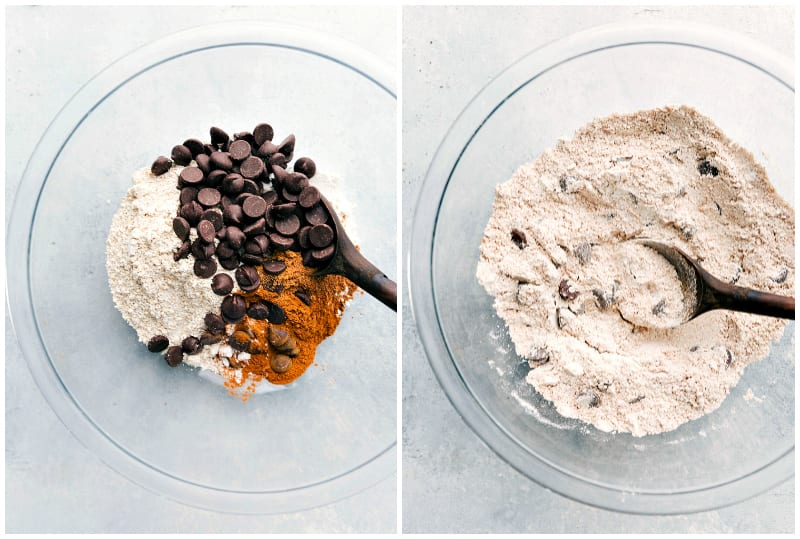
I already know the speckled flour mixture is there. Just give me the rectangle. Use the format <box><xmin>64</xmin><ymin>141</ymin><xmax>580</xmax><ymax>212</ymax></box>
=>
<box><xmin>477</xmin><ymin>106</ymin><xmax>794</xmax><ymax>436</ymax></box>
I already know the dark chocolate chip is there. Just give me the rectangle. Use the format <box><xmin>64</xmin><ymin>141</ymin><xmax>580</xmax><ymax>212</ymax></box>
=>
<box><xmin>297</xmin><ymin>226</ymin><xmax>311</xmax><ymax>249</ymax></box>
<box><xmin>201</xmin><ymin>209</ymin><xmax>224</xmax><ymax>230</ymax></box>
<box><xmin>204</xmin><ymin>312</ymin><xmax>226</xmax><ymax>333</ymax></box>
<box><xmin>271</xmin><ymin>164</ymin><xmax>289</xmax><ymax>187</ymax></box>
<box><xmin>253</xmin><ymin>123</ymin><xmax>274</xmax><ymax>145</ymax></box>
<box><xmin>310</xmin><ymin>244</ymin><xmax>335</xmax><ymax>264</ymax></box>
<box><xmin>277</xmin><ymin>134</ymin><xmax>296</xmax><ymax>156</ymax></box>
<box><xmin>240</xmin><ymin>156</ymin><xmax>265</xmax><ymax>180</ymax></box>
<box><xmin>203</xmin><ymin>143</ymin><xmax>216</xmax><ymax>155</ymax></box>
<box><xmin>698</xmin><ymin>160</ymin><xmax>719</xmax><ymax>177</ymax></box>
<box><xmin>229</xmin><ymin>331</ymin><xmax>251</xmax><ymax>352</ymax></box>
<box><xmin>242</xmin><ymin>218</ymin><xmax>267</xmax><ymax>237</ymax></box>
<box><xmin>221</xmin><ymin>294</ymin><xmax>247</xmax><ymax>322</ymax></box>
<box><xmin>241</xmin><ymin>253</ymin><xmax>263</xmax><ymax>266</ymax></box>
<box><xmin>197</xmin><ymin>188</ymin><xmax>221</xmax><ymax>207</ymax></box>
<box><xmin>272</xmin><ymin>203</ymin><xmax>297</xmax><ymax>217</ymax></box>
<box><xmin>263</xmin><ymin>260</ymin><xmax>286</xmax><ymax>275</ymax></box>
<box><xmin>182</xmin><ymin>336</ymin><xmax>202</xmax><ymax>355</ymax></box>
<box><xmin>298</xmin><ymin>186</ymin><xmax>320</xmax><ymax>208</ymax></box>
<box><xmin>241</xmin><ymin>179</ymin><xmax>260</xmax><ymax>195</ymax></box>
<box><xmin>284</xmin><ymin>172</ymin><xmax>308</xmax><ymax>194</ymax></box>
<box><xmin>229</xmin><ymin>139</ymin><xmax>252</xmax><ymax>161</ymax></box>
<box><xmin>270</xmin><ymin>354</ymin><xmax>292</xmax><ymax>373</ymax></box>
<box><xmin>191</xmin><ymin>238</ymin><xmax>215</xmax><ymax>260</ymax></box>
<box><xmin>210</xmin><ymin>151</ymin><xmax>233</xmax><ymax>171</ymax></box>
<box><xmin>257</xmin><ymin>140</ymin><xmax>278</xmax><ymax>158</ymax></box>
<box><xmin>197</xmin><ymin>220</ymin><xmax>216</xmax><ymax>243</ymax></box>
<box><xmin>511</xmin><ymin>228</ymin><xmax>527</xmax><ymax>249</ymax></box>
<box><xmin>172</xmin><ymin>217</ymin><xmax>191</xmax><ymax>241</ymax></box>
<box><xmin>223</xmin><ymin>204</ymin><xmax>244</xmax><ymax>226</ymax></box>
<box><xmin>211</xmin><ymin>274</ymin><xmax>234</xmax><ymax>296</ymax></box>
<box><xmin>233</xmin><ymin>131</ymin><xmax>256</xmax><ymax>145</ymax></box>
<box><xmin>269</xmin><ymin>233</ymin><xmax>295</xmax><ymax>251</ymax></box>
<box><xmin>210</xmin><ymin>126</ymin><xmax>229</xmax><ymax>146</ymax></box>
<box><xmin>247</xmin><ymin>302</ymin><xmax>270</xmax><ymax>320</ymax></box>
<box><xmin>282</xmin><ymin>188</ymin><xmax>299</xmax><ymax>202</ymax></box>
<box><xmin>242</xmin><ymin>196</ymin><xmax>267</xmax><ymax>219</ymax></box>
<box><xmin>558</xmin><ymin>279</ymin><xmax>579</xmax><ymax>301</ymax></box>
<box><xmin>180</xmin><ymin>187</ymin><xmax>198</xmax><ymax>205</ymax></box>
<box><xmin>200</xmin><ymin>332</ymin><xmax>225</xmax><ymax>345</ymax></box>
<box><xmin>183</xmin><ymin>138</ymin><xmax>205</xmax><ymax>157</ymax></box>
<box><xmin>222</xmin><ymin>173</ymin><xmax>245</xmax><ymax>195</ymax></box>
<box><xmin>652</xmin><ymin>299</ymin><xmax>666</xmax><ymax>315</ymax></box>
<box><xmin>165</xmin><ymin>346</ymin><xmax>183</xmax><ymax>367</ymax></box>
<box><xmin>215</xmin><ymin>226</ymin><xmax>227</xmax><ymax>240</ymax></box>
<box><xmin>219</xmin><ymin>257</ymin><xmax>240</xmax><ymax>270</ymax></box>
<box><xmin>147</xmin><ymin>335</ymin><xmax>169</xmax><ymax>353</ymax></box>
<box><xmin>179</xmin><ymin>166</ymin><xmax>205</xmax><ymax>186</ymax></box>
<box><xmin>195</xmin><ymin>154</ymin><xmax>211</xmax><ymax>175</ymax></box>
<box><xmin>294</xmin><ymin>157</ymin><xmax>316</xmax><ymax>179</ymax></box>
<box><xmin>305</xmin><ymin>205</ymin><xmax>328</xmax><ymax>225</ymax></box>
<box><xmin>206</xmin><ymin>169</ymin><xmax>226</xmax><ymax>188</ymax></box>
<box><xmin>173</xmin><ymin>240</ymin><xmax>190</xmax><ymax>261</ymax></box>
<box><xmin>171</xmin><ymin>144</ymin><xmax>193</xmax><ymax>166</ymax></box>
<box><xmin>235</xmin><ymin>265</ymin><xmax>261</xmax><ymax>292</ymax></box>
<box><xmin>294</xmin><ymin>290</ymin><xmax>311</xmax><ymax>306</ymax></box>
<box><xmin>265</xmin><ymin>301</ymin><xmax>287</xmax><ymax>324</ymax></box>
<box><xmin>226</xmin><ymin>226</ymin><xmax>246</xmax><ymax>249</ymax></box>
<box><xmin>151</xmin><ymin>156</ymin><xmax>171</xmax><ymax>176</ymax></box>
<box><xmin>309</xmin><ymin>224</ymin><xmax>334</xmax><ymax>248</ymax></box>
<box><xmin>194</xmin><ymin>258</ymin><xmax>217</xmax><ymax>278</ymax></box>
<box><xmin>215</xmin><ymin>241</ymin><xmax>236</xmax><ymax>259</ymax></box>
<box><xmin>772</xmin><ymin>268</ymin><xmax>789</xmax><ymax>283</ymax></box>
<box><xmin>268</xmin><ymin>152</ymin><xmax>288</xmax><ymax>169</ymax></box>
<box><xmin>246</xmin><ymin>235</ymin><xmax>270</xmax><ymax>255</ymax></box>
<box><xmin>276</xmin><ymin>214</ymin><xmax>301</xmax><ymax>236</ymax></box>
<box><xmin>180</xmin><ymin>201</ymin><xmax>203</xmax><ymax>226</ymax></box>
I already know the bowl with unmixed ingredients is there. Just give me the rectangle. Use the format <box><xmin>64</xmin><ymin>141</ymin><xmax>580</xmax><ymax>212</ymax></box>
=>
<box><xmin>7</xmin><ymin>22</ymin><xmax>396</xmax><ymax>514</ymax></box>
<box><xmin>409</xmin><ymin>21</ymin><xmax>793</xmax><ymax>515</ymax></box>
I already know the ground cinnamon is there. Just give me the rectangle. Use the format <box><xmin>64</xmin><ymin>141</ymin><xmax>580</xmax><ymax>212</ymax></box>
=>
<box><xmin>222</xmin><ymin>250</ymin><xmax>357</xmax><ymax>399</ymax></box>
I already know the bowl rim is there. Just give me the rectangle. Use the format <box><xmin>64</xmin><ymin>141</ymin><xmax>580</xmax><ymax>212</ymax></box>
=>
<box><xmin>409</xmin><ymin>19</ymin><xmax>794</xmax><ymax>515</ymax></box>
<box><xmin>6</xmin><ymin>20</ymin><xmax>396</xmax><ymax>515</ymax></box>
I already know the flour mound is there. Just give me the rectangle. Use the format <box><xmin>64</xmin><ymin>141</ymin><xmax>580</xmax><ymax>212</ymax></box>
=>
<box><xmin>476</xmin><ymin>105</ymin><xmax>794</xmax><ymax>436</ymax></box>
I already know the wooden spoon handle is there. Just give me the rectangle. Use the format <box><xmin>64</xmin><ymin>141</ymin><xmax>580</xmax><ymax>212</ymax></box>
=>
<box><xmin>340</xmin><ymin>246</ymin><xmax>397</xmax><ymax>311</ymax></box>
<box><xmin>702</xmin><ymin>271</ymin><xmax>795</xmax><ymax>319</ymax></box>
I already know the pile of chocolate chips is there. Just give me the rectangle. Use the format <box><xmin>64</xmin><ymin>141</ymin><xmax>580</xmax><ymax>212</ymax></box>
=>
<box><xmin>146</xmin><ymin>123</ymin><xmax>337</xmax><ymax>368</ymax></box>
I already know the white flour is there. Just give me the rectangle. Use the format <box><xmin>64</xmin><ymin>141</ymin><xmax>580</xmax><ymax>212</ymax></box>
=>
<box><xmin>477</xmin><ymin>105</ymin><xmax>794</xmax><ymax>436</ymax></box>
<box><xmin>107</xmin><ymin>165</ymin><xmax>352</xmax><ymax>375</ymax></box>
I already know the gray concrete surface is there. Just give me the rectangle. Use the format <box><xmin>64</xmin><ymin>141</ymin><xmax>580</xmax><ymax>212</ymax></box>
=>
<box><xmin>401</xmin><ymin>5</ymin><xmax>794</xmax><ymax>533</ymax></box>
<box><xmin>5</xmin><ymin>6</ymin><xmax>396</xmax><ymax>533</ymax></box>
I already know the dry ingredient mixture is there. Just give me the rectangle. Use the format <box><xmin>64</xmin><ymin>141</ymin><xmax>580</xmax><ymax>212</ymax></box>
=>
<box><xmin>477</xmin><ymin>105</ymin><xmax>794</xmax><ymax>436</ymax></box>
<box><xmin>107</xmin><ymin>123</ymin><xmax>357</xmax><ymax>399</ymax></box>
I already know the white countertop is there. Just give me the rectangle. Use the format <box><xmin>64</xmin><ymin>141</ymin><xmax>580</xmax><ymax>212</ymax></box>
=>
<box><xmin>401</xmin><ymin>5</ymin><xmax>794</xmax><ymax>533</ymax></box>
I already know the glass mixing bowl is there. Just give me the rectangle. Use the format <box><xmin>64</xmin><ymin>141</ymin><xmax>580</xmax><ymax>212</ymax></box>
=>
<box><xmin>7</xmin><ymin>21</ymin><xmax>396</xmax><ymax>514</ymax></box>
<box><xmin>409</xmin><ymin>21</ymin><xmax>793</xmax><ymax>515</ymax></box>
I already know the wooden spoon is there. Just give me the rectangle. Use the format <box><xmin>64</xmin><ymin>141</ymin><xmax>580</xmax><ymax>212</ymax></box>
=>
<box><xmin>637</xmin><ymin>240</ymin><xmax>794</xmax><ymax>325</ymax></box>
<box><xmin>312</xmin><ymin>195</ymin><xmax>397</xmax><ymax>311</ymax></box>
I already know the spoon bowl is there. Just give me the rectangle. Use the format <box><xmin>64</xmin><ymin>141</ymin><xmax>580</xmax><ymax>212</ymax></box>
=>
<box><xmin>637</xmin><ymin>240</ymin><xmax>794</xmax><ymax>325</ymax></box>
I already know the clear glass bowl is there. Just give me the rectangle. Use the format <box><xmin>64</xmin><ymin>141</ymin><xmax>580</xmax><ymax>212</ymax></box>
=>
<box><xmin>409</xmin><ymin>21</ymin><xmax>793</xmax><ymax>515</ymax></box>
<box><xmin>7</xmin><ymin>21</ymin><xmax>396</xmax><ymax>514</ymax></box>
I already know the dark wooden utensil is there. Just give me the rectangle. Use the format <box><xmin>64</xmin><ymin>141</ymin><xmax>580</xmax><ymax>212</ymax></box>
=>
<box><xmin>313</xmin><ymin>195</ymin><xmax>397</xmax><ymax>311</ymax></box>
<box><xmin>638</xmin><ymin>240</ymin><xmax>794</xmax><ymax>324</ymax></box>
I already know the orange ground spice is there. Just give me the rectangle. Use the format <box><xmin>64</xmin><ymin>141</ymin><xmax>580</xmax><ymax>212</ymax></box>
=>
<box><xmin>222</xmin><ymin>250</ymin><xmax>357</xmax><ymax>400</ymax></box>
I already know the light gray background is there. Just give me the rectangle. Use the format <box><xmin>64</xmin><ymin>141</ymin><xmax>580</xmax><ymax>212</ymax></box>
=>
<box><xmin>5</xmin><ymin>6</ymin><xmax>396</xmax><ymax>533</ymax></box>
<box><xmin>402</xmin><ymin>5</ymin><xmax>794</xmax><ymax>533</ymax></box>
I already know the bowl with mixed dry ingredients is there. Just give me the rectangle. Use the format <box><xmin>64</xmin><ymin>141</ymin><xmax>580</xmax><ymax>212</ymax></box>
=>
<box><xmin>410</xmin><ymin>21</ymin><xmax>793</xmax><ymax>514</ymax></box>
<box><xmin>8</xmin><ymin>21</ymin><xmax>396</xmax><ymax>514</ymax></box>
